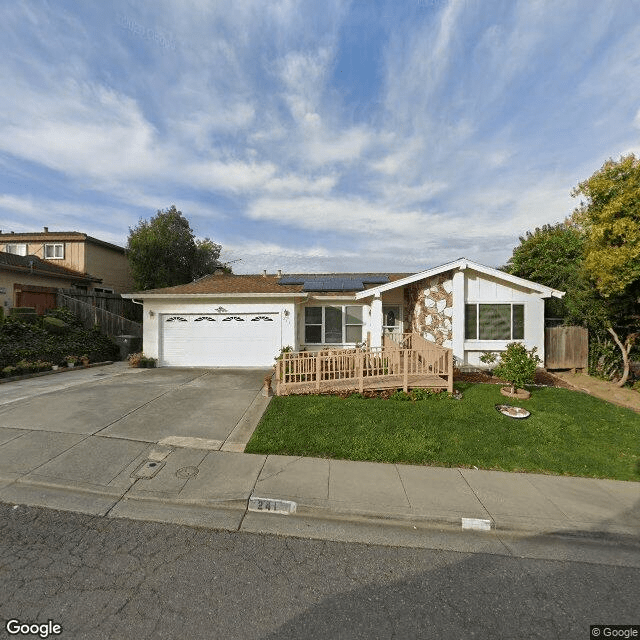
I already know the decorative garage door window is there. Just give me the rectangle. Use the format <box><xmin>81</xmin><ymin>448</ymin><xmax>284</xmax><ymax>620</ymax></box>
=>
<box><xmin>166</xmin><ymin>316</ymin><xmax>187</xmax><ymax>322</ymax></box>
<box><xmin>194</xmin><ymin>316</ymin><xmax>216</xmax><ymax>321</ymax></box>
<box><xmin>251</xmin><ymin>316</ymin><xmax>274</xmax><ymax>321</ymax></box>
<box><xmin>222</xmin><ymin>316</ymin><xmax>245</xmax><ymax>321</ymax></box>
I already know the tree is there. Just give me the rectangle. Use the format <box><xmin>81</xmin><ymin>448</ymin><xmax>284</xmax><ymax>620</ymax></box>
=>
<box><xmin>127</xmin><ymin>205</ymin><xmax>225</xmax><ymax>290</ymax></box>
<box><xmin>572</xmin><ymin>154</ymin><xmax>640</xmax><ymax>386</ymax></box>
<box><xmin>504</xmin><ymin>221</ymin><xmax>585</xmax><ymax>319</ymax></box>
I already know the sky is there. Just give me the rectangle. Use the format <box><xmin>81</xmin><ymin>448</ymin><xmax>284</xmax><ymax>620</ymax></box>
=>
<box><xmin>1</xmin><ymin>0</ymin><xmax>639</xmax><ymax>275</ymax></box>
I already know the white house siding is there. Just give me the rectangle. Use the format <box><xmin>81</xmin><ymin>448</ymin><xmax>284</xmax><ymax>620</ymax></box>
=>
<box><xmin>141</xmin><ymin>298</ymin><xmax>296</xmax><ymax>367</ymax></box>
<box><xmin>463</xmin><ymin>269</ymin><xmax>545</xmax><ymax>366</ymax></box>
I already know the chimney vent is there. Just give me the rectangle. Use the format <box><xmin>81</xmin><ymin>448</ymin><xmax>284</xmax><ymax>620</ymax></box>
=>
<box><xmin>262</xmin><ymin>270</ymin><xmax>267</xmax><ymax>277</ymax></box>
<box><xmin>277</xmin><ymin>269</ymin><xmax>282</xmax><ymax>278</ymax></box>
<box><xmin>44</xmin><ymin>226</ymin><xmax>49</xmax><ymax>233</ymax></box>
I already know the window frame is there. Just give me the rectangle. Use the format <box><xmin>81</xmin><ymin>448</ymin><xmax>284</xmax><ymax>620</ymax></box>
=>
<box><xmin>303</xmin><ymin>305</ymin><xmax>364</xmax><ymax>345</ymax></box>
<box><xmin>465</xmin><ymin>303</ymin><xmax>525</xmax><ymax>341</ymax></box>
<box><xmin>44</xmin><ymin>243</ymin><xmax>64</xmax><ymax>259</ymax></box>
<box><xmin>4</xmin><ymin>243</ymin><xmax>27</xmax><ymax>256</ymax></box>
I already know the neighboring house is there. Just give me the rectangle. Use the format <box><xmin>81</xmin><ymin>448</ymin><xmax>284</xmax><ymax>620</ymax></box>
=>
<box><xmin>0</xmin><ymin>228</ymin><xmax>133</xmax><ymax>294</ymax></box>
<box><xmin>0</xmin><ymin>252</ymin><xmax>101</xmax><ymax>314</ymax></box>
<box><xmin>123</xmin><ymin>258</ymin><xmax>564</xmax><ymax>368</ymax></box>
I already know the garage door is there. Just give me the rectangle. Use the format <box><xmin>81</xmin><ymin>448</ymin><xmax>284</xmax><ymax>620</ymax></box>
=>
<box><xmin>160</xmin><ymin>313</ymin><xmax>282</xmax><ymax>367</ymax></box>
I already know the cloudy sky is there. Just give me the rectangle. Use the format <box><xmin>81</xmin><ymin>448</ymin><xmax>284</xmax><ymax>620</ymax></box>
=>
<box><xmin>1</xmin><ymin>0</ymin><xmax>639</xmax><ymax>274</ymax></box>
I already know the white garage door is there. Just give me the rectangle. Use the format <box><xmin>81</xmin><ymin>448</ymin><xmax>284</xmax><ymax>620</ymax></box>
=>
<box><xmin>160</xmin><ymin>313</ymin><xmax>281</xmax><ymax>367</ymax></box>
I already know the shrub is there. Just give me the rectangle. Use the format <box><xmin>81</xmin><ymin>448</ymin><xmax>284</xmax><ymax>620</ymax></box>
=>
<box><xmin>494</xmin><ymin>343</ymin><xmax>541</xmax><ymax>393</ymax></box>
<box><xmin>43</xmin><ymin>316</ymin><xmax>70</xmax><ymax>335</ymax></box>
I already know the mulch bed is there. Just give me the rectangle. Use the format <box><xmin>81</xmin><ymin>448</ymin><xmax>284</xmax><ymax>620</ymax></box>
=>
<box><xmin>455</xmin><ymin>369</ymin><xmax>574</xmax><ymax>389</ymax></box>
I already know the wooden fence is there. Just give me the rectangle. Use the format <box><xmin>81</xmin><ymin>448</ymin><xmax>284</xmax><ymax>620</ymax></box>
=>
<box><xmin>275</xmin><ymin>334</ymin><xmax>453</xmax><ymax>396</ymax></box>
<box><xmin>545</xmin><ymin>325</ymin><xmax>588</xmax><ymax>370</ymax></box>
<box><xmin>58</xmin><ymin>294</ymin><xmax>142</xmax><ymax>337</ymax></box>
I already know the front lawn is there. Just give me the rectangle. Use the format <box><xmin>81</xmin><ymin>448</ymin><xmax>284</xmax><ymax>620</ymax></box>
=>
<box><xmin>245</xmin><ymin>384</ymin><xmax>640</xmax><ymax>481</ymax></box>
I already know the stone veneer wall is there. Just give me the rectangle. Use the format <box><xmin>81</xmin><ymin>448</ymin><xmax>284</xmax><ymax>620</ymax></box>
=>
<box><xmin>404</xmin><ymin>273</ymin><xmax>454</xmax><ymax>347</ymax></box>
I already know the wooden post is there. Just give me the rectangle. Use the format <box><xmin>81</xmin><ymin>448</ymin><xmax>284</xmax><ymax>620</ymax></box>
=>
<box><xmin>358</xmin><ymin>351</ymin><xmax>364</xmax><ymax>393</ymax></box>
<box><xmin>403</xmin><ymin>349</ymin><xmax>408</xmax><ymax>392</ymax></box>
<box><xmin>316</xmin><ymin>353</ymin><xmax>321</xmax><ymax>392</ymax></box>
<box><xmin>447</xmin><ymin>349</ymin><xmax>453</xmax><ymax>393</ymax></box>
<box><xmin>276</xmin><ymin>360</ymin><xmax>281</xmax><ymax>396</ymax></box>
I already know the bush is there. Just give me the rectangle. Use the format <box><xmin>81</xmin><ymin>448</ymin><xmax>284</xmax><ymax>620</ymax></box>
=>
<box><xmin>589</xmin><ymin>336</ymin><xmax>623</xmax><ymax>381</ymax></box>
<box><xmin>494</xmin><ymin>343</ymin><xmax>541</xmax><ymax>392</ymax></box>
<box><xmin>0</xmin><ymin>311</ymin><xmax>119</xmax><ymax>369</ymax></box>
<box><xmin>43</xmin><ymin>316</ymin><xmax>70</xmax><ymax>335</ymax></box>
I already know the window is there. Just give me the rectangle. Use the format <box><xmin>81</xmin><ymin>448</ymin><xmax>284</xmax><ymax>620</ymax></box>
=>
<box><xmin>5</xmin><ymin>244</ymin><xmax>27</xmax><ymax>256</ymax></box>
<box><xmin>465</xmin><ymin>303</ymin><xmax>525</xmax><ymax>340</ymax></box>
<box><xmin>44</xmin><ymin>243</ymin><xmax>64</xmax><ymax>259</ymax></box>
<box><xmin>304</xmin><ymin>305</ymin><xmax>363</xmax><ymax>344</ymax></box>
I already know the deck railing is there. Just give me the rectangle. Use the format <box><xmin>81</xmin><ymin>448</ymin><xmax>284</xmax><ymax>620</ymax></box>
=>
<box><xmin>275</xmin><ymin>334</ymin><xmax>453</xmax><ymax>396</ymax></box>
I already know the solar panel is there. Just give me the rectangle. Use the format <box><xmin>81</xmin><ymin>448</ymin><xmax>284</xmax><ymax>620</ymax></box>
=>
<box><xmin>277</xmin><ymin>274</ymin><xmax>390</xmax><ymax>291</ymax></box>
<box><xmin>302</xmin><ymin>278</ymin><xmax>365</xmax><ymax>291</ymax></box>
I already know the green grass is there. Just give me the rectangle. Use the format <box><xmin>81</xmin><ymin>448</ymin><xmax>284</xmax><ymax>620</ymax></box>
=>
<box><xmin>245</xmin><ymin>383</ymin><xmax>640</xmax><ymax>481</ymax></box>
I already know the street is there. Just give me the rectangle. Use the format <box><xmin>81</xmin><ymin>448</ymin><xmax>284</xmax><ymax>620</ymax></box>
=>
<box><xmin>1</xmin><ymin>503</ymin><xmax>638</xmax><ymax>639</ymax></box>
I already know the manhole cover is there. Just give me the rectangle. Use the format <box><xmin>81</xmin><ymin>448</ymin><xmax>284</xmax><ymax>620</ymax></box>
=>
<box><xmin>175</xmin><ymin>466</ymin><xmax>199</xmax><ymax>479</ymax></box>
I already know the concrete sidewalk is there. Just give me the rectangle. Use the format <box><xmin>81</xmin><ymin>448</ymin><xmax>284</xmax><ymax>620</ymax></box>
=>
<box><xmin>0</xmin><ymin>432</ymin><xmax>638</xmax><ymax>545</ymax></box>
<box><xmin>0</xmin><ymin>362</ymin><xmax>638</xmax><ymax>549</ymax></box>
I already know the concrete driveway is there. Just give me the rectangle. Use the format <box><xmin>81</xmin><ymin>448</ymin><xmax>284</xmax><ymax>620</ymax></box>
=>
<box><xmin>0</xmin><ymin>363</ymin><xmax>271</xmax><ymax>448</ymax></box>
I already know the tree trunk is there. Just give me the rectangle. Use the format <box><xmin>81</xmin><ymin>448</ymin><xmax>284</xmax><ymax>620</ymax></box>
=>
<box><xmin>607</xmin><ymin>327</ymin><xmax>633</xmax><ymax>387</ymax></box>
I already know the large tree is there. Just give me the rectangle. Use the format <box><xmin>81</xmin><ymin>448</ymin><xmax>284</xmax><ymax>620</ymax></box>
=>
<box><xmin>504</xmin><ymin>221</ymin><xmax>585</xmax><ymax>319</ymax></box>
<box><xmin>571</xmin><ymin>154</ymin><xmax>640</xmax><ymax>386</ymax></box>
<box><xmin>127</xmin><ymin>205</ymin><xmax>224</xmax><ymax>290</ymax></box>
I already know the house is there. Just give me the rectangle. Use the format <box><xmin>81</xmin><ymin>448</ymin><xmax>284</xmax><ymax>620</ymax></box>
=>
<box><xmin>0</xmin><ymin>252</ymin><xmax>101</xmax><ymax>314</ymax></box>
<box><xmin>0</xmin><ymin>228</ymin><xmax>133</xmax><ymax>294</ymax></box>
<box><xmin>123</xmin><ymin>258</ymin><xmax>564</xmax><ymax>368</ymax></box>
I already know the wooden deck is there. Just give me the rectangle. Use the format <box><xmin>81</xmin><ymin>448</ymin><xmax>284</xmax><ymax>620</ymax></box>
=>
<box><xmin>275</xmin><ymin>334</ymin><xmax>453</xmax><ymax>396</ymax></box>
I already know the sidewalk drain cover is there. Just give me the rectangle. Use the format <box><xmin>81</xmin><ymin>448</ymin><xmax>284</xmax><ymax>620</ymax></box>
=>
<box><xmin>131</xmin><ymin>459</ymin><xmax>165</xmax><ymax>479</ymax></box>
<box><xmin>175</xmin><ymin>466</ymin><xmax>199</xmax><ymax>479</ymax></box>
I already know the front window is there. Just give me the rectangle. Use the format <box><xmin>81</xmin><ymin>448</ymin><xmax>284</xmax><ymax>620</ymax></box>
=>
<box><xmin>5</xmin><ymin>244</ymin><xmax>27</xmax><ymax>256</ymax></box>
<box><xmin>304</xmin><ymin>305</ymin><xmax>363</xmax><ymax>344</ymax></box>
<box><xmin>44</xmin><ymin>243</ymin><xmax>64</xmax><ymax>259</ymax></box>
<box><xmin>465</xmin><ymin>303</ymin><xmax>524</xmax><ymax>340</ymax></box>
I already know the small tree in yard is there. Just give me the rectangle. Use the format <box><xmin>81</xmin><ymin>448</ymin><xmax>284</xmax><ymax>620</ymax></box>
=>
<box><xmin>494</xmin><ymin>343</ymin><xmax>541</xmax><ymax>395</ymax></box>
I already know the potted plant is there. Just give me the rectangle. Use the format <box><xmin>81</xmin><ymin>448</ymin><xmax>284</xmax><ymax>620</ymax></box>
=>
<box><xmin>81</xmin><ymin>354</ymin><xmax>90</xmax><ymax>366</ymax></box>
<box><xmin>494</xmin><ymin>343</ymin><xmax>540</xmax><ymax>399</ymax></box>
<box><xmin>65</xmin><ymin>355</ymin><xmax>78</xmax><ymax>368</ymax></box>
<box><xmin>128</xmin><ymin>352</ymin><xmax>143</xmax><ymax>368</ymax></box>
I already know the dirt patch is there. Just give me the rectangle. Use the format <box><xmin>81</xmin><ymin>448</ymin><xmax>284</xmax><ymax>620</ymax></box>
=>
<box><xmin>454</xmin><ymin>369</ymin><xmax>574</xmax><ymax>389</ymax></box>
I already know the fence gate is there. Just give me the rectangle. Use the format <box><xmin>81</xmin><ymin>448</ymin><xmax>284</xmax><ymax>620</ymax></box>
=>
<box><xmin>545</xmin><ymin>326</ymin><xmax>588</xmax><ymax>370</ymax></box>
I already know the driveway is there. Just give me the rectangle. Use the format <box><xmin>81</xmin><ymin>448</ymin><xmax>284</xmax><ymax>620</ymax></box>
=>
<box><xmin>0</xmin><ymin>363</ymin><xmax>271</xmax><ymax>448</ymax></box>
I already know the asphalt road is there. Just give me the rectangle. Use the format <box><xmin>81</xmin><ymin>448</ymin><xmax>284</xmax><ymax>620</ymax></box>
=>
<box><xmin>1</xmin><ymin>504</ymin><xmax>638</xmax><ymax>640</ymax></box>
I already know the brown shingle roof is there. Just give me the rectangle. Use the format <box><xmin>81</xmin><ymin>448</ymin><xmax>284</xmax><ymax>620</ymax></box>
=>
<box><xmin>0</xmin><ymin>252</ymin><xmax>101</xmax><ymax>283</ymax></box>
<box><xmin>129</xmin><ymin>272</ymin><xmax>415</xmax><ymax>296</ymax></box>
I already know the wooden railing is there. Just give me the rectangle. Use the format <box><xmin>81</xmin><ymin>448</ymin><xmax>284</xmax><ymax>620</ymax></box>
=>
<box><xmin>275</xmin><ymin>334</ymin><xmax>453</xmax><ymax>396</ymax></box>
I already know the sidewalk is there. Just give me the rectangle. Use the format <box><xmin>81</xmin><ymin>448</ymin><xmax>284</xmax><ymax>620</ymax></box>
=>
<box><xmin>1</xmin><ymin>433</ymin><xmax>638</xmax><ymax>545</ymax></box>
<box><xmin>0</xmin><ymin>362</ymin><xmax>638</xmax><ymax>549</ymax></box>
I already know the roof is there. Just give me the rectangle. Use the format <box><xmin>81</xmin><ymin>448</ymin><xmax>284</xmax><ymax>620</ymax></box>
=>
<box><xmin>0</xmin><ymin>231</ymin><xmax>126</xmax><ymax>254</ymax></box>
<box><xmin>123</xmin><ymin>272</ymin><xmax>412</xmax><ymax>298</ymax></box>
<box><xmin>0</xmin><ymin>252</ymin><xmax>101</xmax><ymax>283</ymax></box>
<box><xmin>354</xmin><ymin>258</ymin><xmax>565</xmax><ymax>299</ymax></box>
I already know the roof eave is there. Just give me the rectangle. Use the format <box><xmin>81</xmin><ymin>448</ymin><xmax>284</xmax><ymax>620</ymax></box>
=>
<box><xmin>355</xmin><ymin>258</ymin><xmax>566</xmax><ymax>300</ymax></box>
<box><xmin>122</xmin><ymin>292</ymin><xmax>309</xmax><ymax>299</ymax></box>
